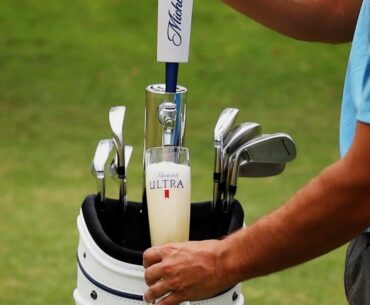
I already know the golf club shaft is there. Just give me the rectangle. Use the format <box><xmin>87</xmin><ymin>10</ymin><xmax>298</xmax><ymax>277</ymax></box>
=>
<box><xmin>212</xmin><ymin>146</ymin><xmax>222</xmax><ymax>212</ymax></box>
<box><xmin>226</xmin><ymin>189</ymin><xmax>236</xmax><ymax>211</ymax></box>
<box><xmin>225</xmin><ymin>163</ymin><xmax>286</xmax><ymax>211</ymax></box>
<box><xmin>218</xmin><ymin>152</ymin><xmax>231</xmax><ymax>205</ymax></box>
<box><xmin>97</xmin><ymin>177</ymin><xmax>105</xmax><ymax>202</ymax></box>
<box><xmin>119</xmin><ymin>140</ymin><xmax>127</xmax><ymax>210</ymax></box>
<box><xmin>120</xmin><ymin>177</ymin><xmax>126</xmax><ymax>208</ymax></box>
<box><xmin>116</xmin><ymin>160</ymin><xmax>127</xmax><ymax>210</ymax></box>
<box><xmin>124</xmin><ymin>146</ymin><xmax>132</xmax><ymax>204</ymax></box>
<box><xmin>224</xmin><ymin>156</ymin><xmax>234</xmax><ymax>212</ymax></box>
<box><xmin>226</xmin><ymin>167</ymin><xmax>238</xmax><ymax>211</ymax></box>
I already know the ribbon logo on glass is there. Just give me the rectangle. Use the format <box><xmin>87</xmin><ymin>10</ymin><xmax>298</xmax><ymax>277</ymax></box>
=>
<box><xmin>167</xmin><ymin>0</ymin><xmax>183</xmax><ymax>46</ymax></box>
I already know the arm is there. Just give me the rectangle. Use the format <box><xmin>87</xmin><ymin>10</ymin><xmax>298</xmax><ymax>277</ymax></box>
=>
<box><xmin>143</xmin><ymin>121</ymin><xmax>370</xmax><ymax>304</ymax></box>
<box><xmin>224</xmin><ymin>121</ymin><xmax>370</xmax><ymax>280</ymax></box>
<box><xmin>223</xmin><ymin>0</ymin><xmax>362</xmax><ymax>43</ymax></box>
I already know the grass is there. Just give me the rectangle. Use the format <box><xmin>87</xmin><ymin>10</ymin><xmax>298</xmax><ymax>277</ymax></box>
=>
<box><xmin>0</xmin><ymin>0</ymin><xmax>351</xmax><ymax>304</ymax></box>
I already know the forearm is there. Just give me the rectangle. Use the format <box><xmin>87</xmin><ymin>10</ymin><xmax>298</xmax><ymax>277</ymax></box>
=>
<box><xmin>223</xmin><ymin>0</ymin><xmax>361</xmax><ymax>43</ymax></box>
<box><xmin>222</xmin><ymin>153</ymin><xmax>370</xmax><ymax>283</ymax></box>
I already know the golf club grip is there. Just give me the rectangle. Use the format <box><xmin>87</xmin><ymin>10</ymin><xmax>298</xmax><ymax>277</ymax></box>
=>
<box><xmin>226</xmin><ymin>185</ymin><xmax>237</xmax><ymax>212</ymax></box>
<box><xmin>116</xmin><ymin>165</ymin><xmax>126</xmax><ymax>178</ymax></box>
<box><xmin>212</xmin><ymin>145</ymin><xmax>223</xmax><ymax>213</ymax></box>
<box><xmin>218</xmin><ymin>181</ymin><xmax>225</xmax><ymax>202</ymax></box>
<box><xmin>229</xmin><ymin>185</ymin><xmax>237</xmax><ymax>196</ymax></box>
<box><xmin>119</xmin><ymin>176</ymin><xmax>127</xmax><ymax>211</ymax></box>
<box><xmin>123</xmin><ymin>177</ymin><xmax>127</xmax><ymax>210</ymax></box>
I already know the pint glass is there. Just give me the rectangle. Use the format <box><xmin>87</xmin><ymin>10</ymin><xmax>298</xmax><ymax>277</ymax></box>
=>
<box><xmin>145</xmin><ymin>146</ymin><xmax>191</xmax><ymax>246</ymax></box>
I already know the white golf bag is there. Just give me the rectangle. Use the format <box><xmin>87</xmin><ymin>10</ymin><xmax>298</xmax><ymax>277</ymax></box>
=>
<box><xmin>73</xmin><ymin>195</ymin><xmax>245</xmax><ymax>305</ymax></box>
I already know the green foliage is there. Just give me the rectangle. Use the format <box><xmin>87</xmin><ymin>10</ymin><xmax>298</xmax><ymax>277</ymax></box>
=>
<box><xmin>0</xmin><ymin>0</ymin><xmax>350</xmax><ymax>304</ymax></box>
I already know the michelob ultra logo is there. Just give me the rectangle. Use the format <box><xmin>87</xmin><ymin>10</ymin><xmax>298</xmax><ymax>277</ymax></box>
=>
<box><xmin>157</xmin><ymin>0</ymin><xmax>193</xmax><ymax>63</ymax></box>
<box><xmin>167</xmin><ymin>0</ymin><xmax>183</xmax><ymax>47</ymax></box>
<box><xmin>148</xmin><ymin>171</ymin><xmax>185</xmax><ymax>199</ymax></box>
<box><xmin>148</xmin><ymin>172</ymin><xmax>185</xmax><ymax>189</ymax></box>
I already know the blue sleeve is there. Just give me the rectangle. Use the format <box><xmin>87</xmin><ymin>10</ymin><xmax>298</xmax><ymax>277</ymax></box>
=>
<box><xmin>357</xmin><ymin>58</ymin><xmax>370</xmax><ymax>124</ymax></box>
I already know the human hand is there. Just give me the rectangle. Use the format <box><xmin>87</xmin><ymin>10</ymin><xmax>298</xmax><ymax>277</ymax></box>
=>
<box><xmin>143</xmin><ymin>239</ymin><xmax>235</xmax><ymax>305</ymax></box>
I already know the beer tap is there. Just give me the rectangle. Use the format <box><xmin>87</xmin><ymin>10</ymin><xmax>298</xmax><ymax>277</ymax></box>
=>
<box><xmin>158</xmin><ymin>101</ymin><xmax>178</xmax><ymax>146</ymax></box>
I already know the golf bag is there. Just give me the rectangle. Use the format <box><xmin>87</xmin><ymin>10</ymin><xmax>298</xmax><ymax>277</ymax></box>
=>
<box><xmin>73</xmin><ymin>195</ymin><xmax>246</xmax><ymax>305</ymax></box>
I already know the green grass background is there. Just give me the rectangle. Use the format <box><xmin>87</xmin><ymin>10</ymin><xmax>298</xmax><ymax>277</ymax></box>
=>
<box><xmin>0</xmin><ymin>0</ymin><xmax>351</xmax><ymax>304</ymax></box>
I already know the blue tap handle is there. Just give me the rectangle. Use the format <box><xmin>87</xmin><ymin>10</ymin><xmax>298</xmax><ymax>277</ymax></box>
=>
<box><xmin>165</xmin><ymin>62</ymin><xmax>179</xmax><ymax>93</ymax></box>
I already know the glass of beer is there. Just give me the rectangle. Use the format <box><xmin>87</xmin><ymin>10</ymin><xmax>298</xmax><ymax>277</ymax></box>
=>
<box><xmin>145</xmin><ymin>146</ymin><xmax>191</xmax><ymax>246</ymax></box>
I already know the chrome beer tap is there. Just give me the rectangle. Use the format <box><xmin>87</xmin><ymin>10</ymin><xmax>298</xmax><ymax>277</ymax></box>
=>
<box><xmin>158</xmin><ymin>101</ymin><xmax>177</xmax><ymax>146</ymax></box>
<box><xmin>144</xmin><ymin>84</ymin><xmax>187</xmax><ymax>151</ymax></box>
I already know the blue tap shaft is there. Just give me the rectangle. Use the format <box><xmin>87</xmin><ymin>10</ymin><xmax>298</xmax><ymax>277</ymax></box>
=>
<box><xmin>165</xmin><ymin>62</ymin><xmax>179</xmax><ymax>93</ymax></box>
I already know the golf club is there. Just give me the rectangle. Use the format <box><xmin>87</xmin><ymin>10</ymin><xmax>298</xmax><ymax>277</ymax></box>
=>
<box><xmin>212</xmin><ymin>108</ymin><xmax>239</xmax><ymax>213</ymax></box>
<box><xmin>219</xmin><ymin>122</ymin><xmax>261</xmax><ymax>203</ymax></box>
<box><xmin>109</xmin><ymin>106</ymin><xmax>127</xmax><ymax>210</ymax></box>
<box><xmin>91</xmin><ymin>139</ymin><xmax>114</xmax><ymax>203</ymax></box>
<box><xmin>223</xmin><ymin>122</ymin><xmax>262</xmax><ymax>159</ymax></box>
<box><xmin>225</xmin><ymin>133</ymin><xmax>296</xmax><ymax>210</ymax></box>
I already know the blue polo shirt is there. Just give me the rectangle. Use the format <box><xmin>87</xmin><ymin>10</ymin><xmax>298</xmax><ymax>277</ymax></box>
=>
<box><xmin>340</xmin><ymin>0</ymin><xmax>370</xmax><ymax>157</ymax></box>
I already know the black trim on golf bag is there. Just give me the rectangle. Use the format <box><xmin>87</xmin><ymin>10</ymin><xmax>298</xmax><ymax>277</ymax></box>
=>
<box><xmin>81</xmin><ymin>195</ymin><xmax>244</xmax><ymax>265</ymax></box>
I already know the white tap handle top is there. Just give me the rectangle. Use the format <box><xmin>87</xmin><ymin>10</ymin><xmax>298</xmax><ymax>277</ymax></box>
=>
<box><xmin>157</xmin><ymin>0</ymin><xmax>194</xmax><ymax>63</ymax></box>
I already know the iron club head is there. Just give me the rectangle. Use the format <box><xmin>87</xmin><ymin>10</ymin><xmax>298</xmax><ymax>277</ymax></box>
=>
<box><xmin>109</xmin><ymin>106</ymin><xmax>126</xmax><ymax>168</ymax></box>
<box><xmin>214</xmin><ymin>108</ymin><xmax>240</xmax><ymax>146</ymax></box>
<box><xmin>241</xmin><ymin>133</ymin><xmax>296</xmax><ymax>164</ymax></box>
<box><xmin>225</xmin><ymin>133</ymin><xmax>296</xmax><ymax>210</ymax></box>
<box><xmin>221</xmin><ymin>122</ymin><xmax>262</xmax><ymax>179</ymax></box>
<box><xmin>223</xmin><ymin>122</ymin><xmax>262</xmax><ymax>158</ymax></box>
<box><xmin>91</xmin><ymin>139</ymin><xmax>114</xmax><ymax>202</ymax></box>
<box><xmin>229</xmin><ymin>133</ymin><xmax>296</xmax><ymax>187</ymax></box>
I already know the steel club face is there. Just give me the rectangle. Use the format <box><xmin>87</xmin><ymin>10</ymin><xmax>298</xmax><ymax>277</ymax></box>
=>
<box><xmin>225</xmin><ymin>133</ymin><xmax>296</xmax><ymax>208</ymax></box>
<box><xmin>242</xmin><ymin>133</ymin><xmax>296</xmax><ymax>164</ymax></box>
<box><xmin>109</xmin><ymin>106</ymin><xmax>126</xmax><ymax>168</ymax></box>
<box><xmin>91</xmin><ymin>139</ymin><xmax>114</xmax><ymax>202</ymax></box>
<box><xmin>229</xmin><ymin>133</ymin><xmax>296</xmax><ymax>187</ymax></box>
<box><xmin>223</xmin><ymin>122</ymin><xmax>262</xmax><ymax>157</ymax></box>
<box><xmin>221</xmin><ymin>123</ymin><xmax>262</xmax><ymax>177</ymax></box>
<box><xmin>214</xmin><ymin>108</ymin><xmax>240</xmax><ymax>145</ymax></box>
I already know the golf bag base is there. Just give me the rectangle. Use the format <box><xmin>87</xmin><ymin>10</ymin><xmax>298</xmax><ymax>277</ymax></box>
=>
<box><xmin>73</xmin><ymin>195</ymin><xmax>246</xmax><ymax>305</ymax></box>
